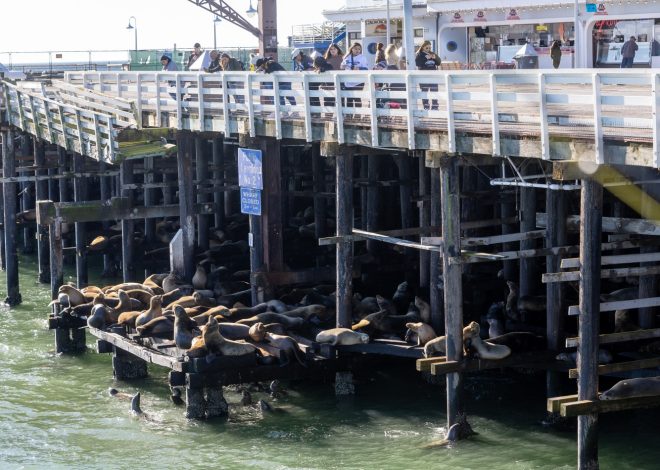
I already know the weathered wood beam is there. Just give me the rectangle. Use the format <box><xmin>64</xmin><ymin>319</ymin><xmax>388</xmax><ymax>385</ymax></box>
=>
<box><xmin>562</xmin><ymin>252</ymin><xmax>660</xmax><ymax>269</ymax></box>
<box><xmin>568</xmin><ymin>296</ymin><xmax>660</xmax><ymax>316</ymax></box>
<box><xmin>566</xmin><ymin>327</ymin><xmax>660</xmax><ymax>348</ymax></box>
<box><xmin>537</xmin><ymin>212</ymin><xmax>660</xmax><ymax>236</ymax></box>
<box><xmin>569</xmin><ymin>357</ymin><xmax>660</xmax><ymax>379</ymax></box>
<box><xmin>336</xmin><ymin>145</ymin><xmax>354</xmax><ymax>329</ymax></box>
<box><xmin>544</xmin><ymin>265</ymin><xmax>660</xmax><ymax>283</ymax></box>
<box><xmin>560</xmin><ymin>395</ymin><xmax>660</xmax><ymax>418</ymax></box>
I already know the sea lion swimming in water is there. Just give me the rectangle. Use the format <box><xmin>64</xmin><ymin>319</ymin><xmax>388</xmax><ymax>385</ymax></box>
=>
<box><xmin>108</xmin><ymin>388</ymin><xmax>133</xmax><ymax>400</ymax></box>
<box><xmin>315</xmin><ymin>328</ymin><xmax>369</xmax><ymax>346</ymax></box>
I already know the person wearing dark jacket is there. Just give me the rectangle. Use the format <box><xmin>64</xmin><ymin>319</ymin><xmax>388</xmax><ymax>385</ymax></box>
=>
<box><xmin>550</xmin><ymin>40</ymin><xmax>562</xmax><ymax>69</ymax></box>
<box><xmin>187</xmin><ymin>43</ymin><xmax>202</xmax><ymax>70</ymax></box>
<box><xmin>205</xmin><ymin>50</ymin><xmax>221</xmax><ymax>73</ymax></box>
<box><xmin>255</xmin><ymin>58</ymin><xmax>295</xmax><ymax>106</ymax></box>
<box><xmin>621</xmin><ymin>36</ymin><xmax>638</xmax><ymax>68</ymax></box>
<box><xmin>292</xmin><ymin>49</ymin><xmax>313</xmax><ymax>71</ymax></box>
<box><xmin>415</xmin><ymin>41</ymin><xmax>440</xmax><ymax>110</ymax></box>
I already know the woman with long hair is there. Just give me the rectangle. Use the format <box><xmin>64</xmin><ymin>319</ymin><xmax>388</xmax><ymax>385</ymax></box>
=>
<box><xmin>324</xmin><ymin>43</ymin><xmax>343</xmax><ymax>71</ymax></box>
<box><xmin>340</xmin><ymin>42</ymin><xmax>368</xmax><ymax>108</ymax></box>
<box><xmin>415</xmin><ymin>40</ymin><xmax>441</xmax><ymax>110</ymax></box>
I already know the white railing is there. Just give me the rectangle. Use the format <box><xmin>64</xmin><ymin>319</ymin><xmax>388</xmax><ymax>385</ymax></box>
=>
<box><xmin>2</xmin><ymin>80</ymin><xmax>120</xmax><ymax>162</ymax></box>
<box><xmin>54</xmin><ymin>69</ymin><xmax>660</xmax><ymax>168</ymax></box>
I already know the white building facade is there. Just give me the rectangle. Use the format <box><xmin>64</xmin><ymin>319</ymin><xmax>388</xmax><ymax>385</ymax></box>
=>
<box><xmin>323</xmin><ymin>0</ymin><xmax>660</xmax><ymax>68</ymax></box>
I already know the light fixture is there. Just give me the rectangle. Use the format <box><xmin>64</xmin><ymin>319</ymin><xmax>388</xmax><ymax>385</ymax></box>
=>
<box><xmin>214</xmin><ymin>15</ymin><xmax>221</xmax><ymax>23</ymax></box>
<box><xmin>246</xmin><ymin>0</ymin><xmax>257</xmax><ymax>18</ymax></box>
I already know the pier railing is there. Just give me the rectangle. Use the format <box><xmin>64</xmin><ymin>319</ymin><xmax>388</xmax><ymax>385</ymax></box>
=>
<box><xmin>37</xmin><ymin>69</ymin><xmax>660</xmax><ymax>168</ymax></box>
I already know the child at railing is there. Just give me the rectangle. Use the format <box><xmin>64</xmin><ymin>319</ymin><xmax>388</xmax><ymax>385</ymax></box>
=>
<box><xmin>415</xmin><ymin>41</ymin><xmax>440</xmax><ymax>111</ymax></box>
<box><xmin>340</xmin><ymin>42</ymin><xmax>368</xmax><ymax>108</ymax></box>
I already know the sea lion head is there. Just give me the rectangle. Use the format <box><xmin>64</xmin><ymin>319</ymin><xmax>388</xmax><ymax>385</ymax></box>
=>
<box><xmin>249</xmin><ymin>322</ymin><xmax>267</xmax><ymax>342</ymax></box>
<box><xmin>375</xmin><ymin>295</ymin><xmax>390</xmax><ymax>309</ymax></box>
<box><xmin>406</xmin><ymin>322</ymin><xmax>422</xmax><ymax>331</ymax></box>
<box><xmin>192</xmin><ymin>291</ymin><xmax>203</xmax><ymax>303</ymax></box>
<box><xmin>92</xmin><ymin>293</ymin><xmax>105</xmax><ymax>305</ymax></box>
<box><xmin>173</xmin><ymin>305</ymin><xmax>187</xmax><ymax>321</ymax></box>
<box><xmin>150</xmin><ymin>295</ymin><xmax>163</xmax><ymax>309</ymax></box>
<box><xmin>463</xmin><ymin>321</ymin><xmax>480</xmax><ymax>338</ymax></box>
<box><xmin>307</xmin><ymin>304</ymin><xmax>328</xmax><ymax>319</ymax></box>
<box><xmin>414</xmin><ymin>296</ymin><xmax>425</xmax><ymax>309</ymax></box>
<box><xmin>356</xmin><ymin>331</ymin><xmax>370</xmax><ymax>344</ymax></box>
<box><xmin>57</xmin><ymin>292</ymin><xmax>70</xmax><ymax>308</ymax></box>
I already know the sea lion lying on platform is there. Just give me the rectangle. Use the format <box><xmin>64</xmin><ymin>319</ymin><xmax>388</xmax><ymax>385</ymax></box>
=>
<box><xmin>404</xmin><ymin>322</ymin><xmax>437</xmax><ymax>346</ymax></box>
<box><xmin>556</xmin><ymin>349</ymin><xmax>613</xmax><ymax>365</ymax></box>
<box><xmin>600</xmin><ymin>376</ymin><xmax>660</xmax><ymax>400</ymax></box>
<box><xmin>486</xmin><ymin>332</ymin><xmax>545</xmax><ymax>353</ymax></box>
<box><xmin>204</xmin><ymin>316</ymin><xmax>258</xmax><ymax>357</ymax></box>
<box><xmin>423</xmin><ymin>322</ymin><xmax>480</xmax><ymax>358</ymax></box>
<box><xmin>315</xmin><ymin>328</ymin><xmax>369</xmax><ymax>346</ymax></box>
<box><xmin>236</xmin><ymin>313</ymin><xmax>304</xmax><ymax>329</ymax></box>
<box><xmin>264</xmin><ymin>332</ymin><xmax>307</xmax><ymax>367</ymax></box>
<box><xmin>467</xmin><ymin>334</ymin><xmax>511</xmax><ymax>360</ymax></box>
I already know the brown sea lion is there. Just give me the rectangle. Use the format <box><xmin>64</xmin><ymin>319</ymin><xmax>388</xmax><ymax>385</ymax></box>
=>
<box><xmin>216</xmin><ymin>322</ymin><xmax>251</xmax><ymax>340</ymax></box>
<box><xmin>186</xmin><ymin>335</ymin><xmax>207</xmax><ymax>358</ymax></box>
<box><xmin>600</xmin><ymin>376</ymin><xmax>660</xmax><ymax>400</ymax></box>
<box><xmin>204</xmin><ymin>316</ymin><xmax>258</xmax><ymax>356</ymax></box>
<box><xmin>315</xmin><ymin>328</ymin><xmax>369</xmax><ymax>346</ymax></box>
<box><xmin>58</xmin><ymin>285</ymin><xmax>86</xmax><ymax>306</ymax></box>
<box><xmin>134</xmin><ymin>296</ymin><xmax>163</xmax><ymax>329</ymax></box>
<box><xmin>404</xmin><ymin>322</ymin><xmax>437</xmax><ymax>346</ymax></box>
<box><xmin>423</xmin><ymin>322</ymin><xmax>480</xmax><ymax>358</ymax></box>
<box><xmin>105</xmin><ymin>283</ymin><xmax>155</xmax><ymax>295</ymax></box>
<box><xmin>136</xmin><ymin>315</ymin><xmax>174</xmax><ymax>337</ymax></box>
<box><xmin>466</xmin><ymin>324</ymin><xmax>511</xmax><ymax>360</ymax></box>
<box><xmin>144</xmin><ymin>273</ymin><xmax>168</xmax><ymax>289</ymax></box>
<box><xmin>192</xmin><ymin>265</ymin><xmax>207</xmax><ymax>290</ymax></box>
<box><xmin>125</xmin><ymin>289</ymin><xmax>153</xmax><ymax>306</ymax></box>
<box><xmin>280</xmin><ymin>304</ymin><xmax>328</xmax><ymax>320</ymax></box>
<box><xmin>264</xmin><ymin>332</ymin><xmax>307</xmax><ymax>366</ymax></box>
<box><xmin>248</xmin><ymin>322</ymin><xmax>267</xmax><ymax>342</ymax></box>
<box><xmin>414</xmin><ymin>297</ymin><xmax>431</xmax><ymax>325</ymax></box>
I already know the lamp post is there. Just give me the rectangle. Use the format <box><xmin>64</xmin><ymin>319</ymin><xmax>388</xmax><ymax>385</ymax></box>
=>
<box><xmin>214</xmin><ymin>15</ymin><xmax>221</xmax><ymax>50</ymax></box>
<box><xmin>246</xmin><ymin>0</ymin><xmax>257</xmax><ymax>18</ymax></box>
<box><xmin>386</xmin><ymin>0</ymin><xmax>391</xmax><ymax>45</ymax></box>
<box><xmin>126</xmin><ymin>16</ymin><xmax>138</xmax><ymax>55</ymax></box>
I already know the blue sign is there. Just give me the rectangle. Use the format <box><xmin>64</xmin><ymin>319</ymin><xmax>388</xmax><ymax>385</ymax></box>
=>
<box><xmin>240</xmin><ymin>187</ymin><xmax>261</xmax><ymax>215</ymax></box>
<box><xmin>238</xmin><ymin>148</ymin><xmax>263</xmax><ymax>190</ymax></box>
<box><xmin>586</xmin><ymin>3</ymin><xmax>597</xmax><ymax>12</ymax></box>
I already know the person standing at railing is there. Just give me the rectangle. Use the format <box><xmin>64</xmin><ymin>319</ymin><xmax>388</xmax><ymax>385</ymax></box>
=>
<box><xmin>375</xmin><ymin>42</ymin><xmax>386</xmax><ymax>67</ymax></box>
<box><xmin>255</xmin><ymin>57</ymin><xmax>296</xmax><ymax>107</ymax></box>
<box><xmin>187</xmin><ymin>43</ymin><xmax>203</xmax><ymax>70</ymax></box>
<box><xmin>340</xmin><ymin>42</ymin><xmax>368</xmax><ymax>108</ymax></box>
<box><xmin>220</xmin><ymin>52</ymin><xmax>245</xmax><ymax>104</ymax></box>
<box><xmin>161</xmin><ymin>53</ymin><xmax>179</xmax><ymax>100</ymax></box>
<box><xmin>324</xmin><ymin>43</ymin><xmax>343</xmax><ymax>71</ymax></box>
<box><xmin>621</xmin><ymin>36</ymin><xmax>638</xmax><ymax>68</ymax></box>
<box><xmin>415</xmin><ymin>41</ymin><xmax>440</xmax><ymax>111</ymax></box>
<box><xmin>550</xmin><ymin>40</ymin><xmax>562</xmax><ymax>69</ymax></box>
<box><xmin>311</xmin><ymin>55</ymin><xmax>334</xmax><ymax>114</ymax></box>
<box><xmin>385</xmin><ymin>44</ymin><xmax>399</xmax><ymax>70</ymax></box>
<box><xmin>205</xmin><ymin>50</ymin><xmax>222</xmax><ymax>73</ymax></box>
<box><xmin>292</xmin><ymin>49</ymin><xmax>313</xmax><ymax>72</ymax></box>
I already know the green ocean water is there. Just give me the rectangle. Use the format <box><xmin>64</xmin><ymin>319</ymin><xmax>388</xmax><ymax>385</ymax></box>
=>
<box><xmin>1</xmin><ymin>256</ymin><xmax>659</xmax><ymax>470</ymax></box>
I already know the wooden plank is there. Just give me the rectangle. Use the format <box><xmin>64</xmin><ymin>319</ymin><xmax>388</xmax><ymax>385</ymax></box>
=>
<box><xmin>568</xmin><ymin>296</ymin><xmax>660</xmax><ymax>316</ymax></box>
<box><xmin>87</xmin><ymin>327</ymin><xmax>184</xmax><ymax>372</ymax></box>
<box><xmin>569</xmin><ymin>357</ymin><xmax>660</xmax><ymax>379</ymax></box>
<box><xmin>537</xmin><ymin>213</ymin><xmax>660</xmax><ymax>236</ymax></box>
<box><xmin>560</xmin><ymin>395</ymin><xmax>660</xmax><ymax>417</ymax></box>
<box><xmin>462</xmin><ymin>229</ymin><xmax>546</xmax><ymax>247</ymax></box>
<box><xmin>547</xmin><ymin>394</ymin><xmax>579</xmax><ymax>413</ymax></box>
<box><xmin>544</xmin><ymin>265</ymin><xmax>660</xmax><ymax>284</ymax></box>
<box><xmin>416</xmin><ymin>356</ymin><xmax>447</xmax><ymax>372</ymax></box>
<box><xmin>562</xmin><ymin>252</ymin><xmax>660</xmax><ymax>269</ymax></box>
<box><xmin>430</xmin><ymin>350</ymin><xmax>558</xmax><ymax>375</ymax></box>
<box><xmin>566</xmin><ymin>327</ymin><xmax>660</xmax><ymax>348</ymax></box>
<box><xmin>352</xmin><ymin>228</ymin><xmax>442</xmax><ymax>252</ymax></box>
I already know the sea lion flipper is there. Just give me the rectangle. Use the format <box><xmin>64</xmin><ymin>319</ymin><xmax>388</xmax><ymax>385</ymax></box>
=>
<box><xmin>130</xmin><ymin>392</ymin><xmax>142</xmax><ymax>415</ymax></box>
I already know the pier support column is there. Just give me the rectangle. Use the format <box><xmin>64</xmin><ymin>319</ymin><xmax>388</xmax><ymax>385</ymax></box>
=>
<box><xmin>639</xmin><ymin>185</ymin><xmax>657</xmax><ymax>328</ymax></box>
<box><xmin>48</xmin><ymin>219</ymin><xmax>63</xmax><ymax>301</ymax></box>
<box><xmin>419</xmin><ymin>156</ymin><xmax>430</xmax><ymax>288</ymax></box>
<box><xmin>176</xmin><ymin>133</ymin><xmax>195</xmax><ymax>283</ymax></box>
<box><xmin>205</xmin><ymin>386</ymin><xmax>229</xmax><ymax>419</ymax></box>
<box><xmin>577</xmin><ymin>178</ymin><xmax>602</xmax><ymax>470</ymax></box>
<box><xmin>73</xmin><ymin>153</ymin><xmax>88</xmax><ymax>287</ymax></box>
<box><xmin>2</xmin><ymin>129</ymin><xmax>21</xmax><ymax>306</ymax></box>
<box><xmin>366</xmin><ymin>154</ymin><xmax>380</xmax><ymax>255</ymax></box>
<box><xmin>545</xmin><ymin>188</ymin><xmax>567</xmax><ymax>415</ymax></box>
<box><xmin>19</xmin><ymin>135</ymin><xmax>34</xmax><ymax>255</ymax></box>
<box><xmin>112</xmin><ymin>348</ymin><xmax>148</xmax><ymax>380</ymax></box>
<box><xmin>99</xmin><ymin>161</ymin><xmax>115</xmax><ymax>277</ymax></box>
<box><xmin>120</xmin><ymin>159</ymin><xmax>135</xmax><ymax>282</ymax></box>
<box><xmin>439</xmin><ymin>156</ymin><xmax>463</xmax><ymax>428</ymax></box>
<box><xmin>335</xmin><ymin>146</ymin><xmax>355</xmax><ymax>395</ymax></box>
<box><xmin>195</xmin><ymin>137</ymin><xmax>210</xmax><ymax>251</ymax></box>
<box><xmin>429</xmin><ymin>167</ymin><xmax>443</xmax><ymax>333</ymax></box>
<box><xmin>143</xmin><ymin>157</ymin><xmax>156</xmax><ymax>246</ymax></box>
<box><xmin>395</xmin><ymin>154</ymin><xmax>413</xmax><ymax>262</ymax></box>
<box><xmin>312</xmin><ymin>143</ymin><xmax>327</xmax><ymax>241</ymax></box>
<box><xmin>212</xmin><ymin>138</ymin><xmax>224</xmax><ymax>230</ymax></box>
<box><xmin>35</xmin><ymin>140</ymin><xmax>50</xmax><ymax>284</ymax></box>
<box><xmin>223</xmin><ymin>142</ymin><xmax>235</xmax><ymax>217</ymax></box>
<box><xmin>519</xmin><ymin>173</ymin><xmax>537</xmax><ymax>298</ymax></box>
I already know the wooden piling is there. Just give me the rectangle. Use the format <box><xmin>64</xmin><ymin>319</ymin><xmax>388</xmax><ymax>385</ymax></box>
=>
<box><xmin>195</xmin><ymin>137</ymin><xmax>209</xmax><ymax>251</ymax></box>
<box><xmin>519</xmin><ymin>179</ymin><xmax>537</xmax><ymax>297</ymax></box>
<box><xmin>73</xmin><ymin>153</ymin><xmax>88</xmax><ymax>287</ymax></box>
<box><xmin>48</xmin><ymin>220</ymin><xmax>63</xmax><ymax>300</ymax></box>
<box><xmin>98</xmin><ymin>161</ymin><xmax>115</xmax><ymax>277</ymax></box>
<box><xmin>120</xmin><ymin>159</ymin><xmax>135</xmax><ymax>281</ymax></box>
<box><xmin>249</xmin><ymin>212</ymin><xmax>264</xmax><ymax>305</ymax></box>
<box><xmin>312</xmin><ymin>143</ymin><xmax>327</xmax><ymax>241</ymax></box>
<box><xmin>34</xmin><ymin>140</ymin><xmax>49</xmax><ymax>283</ymax></box>
<box><xmin>366</xmin><ymin>155</ymin><xmax>379</xmax><ymax>255</ymax></box>
<box><xmin>19</xmin><ymin>135</ymin><xmax>33</xmax><ymax>255</ymax></box>
<box><xmin>439</xmin><ymin>156</ymin><xmax>463</xmax><ymax>428</ymax></box>
<box><xmin>260</xmin><ymin>137</ymin><xmax>284</xmax><ymax>284</ymax></box>
<box><xmin>429</xmin><ymin>168</ymin><xmax>443</xmax><ymax>333</ymax></box>
<box><xmin>336</xmin><ymin>146</ymin><xmax>354</xmax><ymax>329</ymax></box>
<box><xmin>577</xmin><ymin>178</ymin><xmax>602</xmax><ymax>470</ymax></box>
<box><xmin>176</xmin><ymin>132</ymin><xmax>195</xmax><ymax>282</ymax></box>
<box><xmin>143</xmin><ymin>157</ymin><xmax>156</xmax><ymax>245</ymax></box>
<box><xmin>223</xmin><ymin>142</ymin><xmax>235</xmax><ymax>217</ymax></box>
<box><xmin>418</xmin><ymin>156</ymin><xmax>429</xmax><ymax>288</ymax></box>
<box><xmin>546</xmin><ymin>188</ymin><xmax>566</xmax><ymax>406</ymax></box>
<box><xmin>639</xmin><ymin>185</ymin><xmax>656</xmax><ymax>328</ymax></box>
<box><xmin>212</xmin><ymin>138</ymin><xmax>224</xmax><ymax>230</ymax></box>
<box><xmin>2</xmin><ymin>129</ymin><xmax>21</xmax><ymax>306</ymax></box>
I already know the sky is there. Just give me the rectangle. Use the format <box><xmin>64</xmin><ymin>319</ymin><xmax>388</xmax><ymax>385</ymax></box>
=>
<box><xmin>0</xmin><ymin>0</ymin><xmax>345</xmax><ymax>57</ymax></box>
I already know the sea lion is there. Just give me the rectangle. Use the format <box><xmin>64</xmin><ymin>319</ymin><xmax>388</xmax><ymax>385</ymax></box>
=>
<box><xmin>486</xmin><ymin>317</ymin><xmax>505</xmax><ymax>339</ymax></box>
<box><xmin>186</xmin><ymin>335</ymin><xmax>207</xmax><ymax>358</ymax></box>
<box><xmin>266</xmin><ymin>299</ymin><xmax>288</xmax><ymax>313</ymax></box>
<box><xmin>224</xmin><ymin>304</ymin><xmax>270</xmax><ymax>321</ymax></box>
<box><xmin>351</xmin><ymin>309</ymin><xmax>393</xmax><ymax>335</ymax></box>
<box><xmin>280</xmin><ymin>304</ymin><xmax>328</xmax><ymax>321</ymax></box>
<box><xmin>125</xmin><ymin>289</ymin><xmax>153</xmax><ymax>306</ymax></box>
<box><xmin>204</xmin><ymin>316</ymin><xmax>258</xmax><ymax>356</ymax></box>
<box><xmin>174</xmin><ymin>305</ymin><xmax>197</xmax><ymax>349</ymax></box>
<box><xmin>237</xmin><ymin>313</ymin><xmax>305</xmax><ymax>329</ymax></box>
<box><xmin>192</xmin><ymin>265</ymin><xmax>208</xmax><ymax>290</ymax></box>
<box><xmin>265</xmin><ymin>332</ymin><xmax>307</xmax><ymax>367</ymax></box>
<box><xmin>600</xmin><ymin>376</ymin><xmax>660</xmax><ymax>400</ymax></box>
<box><xmin>87</xmin><ymin>304</ymin><xmax>107</xmax><ymax>329</ymax></box>
<box><xmin>240</xmin><ymin>390</ymin><xmax>253</xmax><ymax>406</ymax></box>
<box><xmin>556</xmin><ymin>349</ymin><xmax>613</xmax><ymax>365</ymax></box>
<box><xmin>392</xmin><ymin>281</ymin><xmax>413</xmax><ymax>314</ymax></box>
<box><xmin>217</xmin><ymin>322</ymin><xmax>251</xmax><ymax>340</ymax></box>
<box><xmin>58</xmin><ymin>285</ymin><xmax>86</xmax><ymax>306</ymax></box>
<box><xmin>134</xmin><ymin>295</ymin><xmax>163</xmax><ymax>329</ymax></box>
<box><xmin>130</xmin><ymin>392</ymin><xmax>144</xmax><ymax>416</ymax></box>
<box><xmin>486</xmin><ymin>332</ymin><xmax>545</xmax><ymax>353</ymax></box>
<box><xmin>105</xmin><ymin>283</ymin><xmax>154</xmax><ymax>296</ymax></box>
<box><xmin>144</xmin><ymin>273</ymin><xmax>168</xmax><ymax>289</ymax></box>
<box><xmin>405</xmin><ymin>322</ymin><xmax>437</xmax><ymax>346</ymax></box>
<box><xmin>108</xmin><ymin>388</ymin><xmax>133</xmax><ymax>400</ymax></box>
<box><xmin>136</xmin><ymin>315</ymin><xmax>174</xmax><ymax>337</ymax></box>
<box><xmin>505</xmin><ymin>281</ymin><xmax>519</xmax><ymax>322</ymax></box>
<box><xmin>315</xmin><ymin>328</ymin><xmax>369</xmax><ymax>346</ymax></box>
<box><xmin>162</xmin><ymin>273</ymin><xmax>188</xmax><ymax>294</ymax></box>
<box><xmin>423</xmin><ymin>322</ymin><xmax>480</xmax><ymax>358</ymax></box>
<box><xmin>248</xmin><ymin>323</ymin><xmax>267</xmax><ymax>342</ymax></box>
<box><xmin>375</xmin><ymin>295</ymin><xmax>397</xmax><ymax>316</ymax></box>
<box><xmin>614</xmin><ymin>309</ymin><xmax>639</xmax><ymax>333</ymax></box>
<box><xmin>422</xmin><ymin>414</ymin><xmax>477</xmax><ymax>448</ymax></box>
<box><xmin>414</xmin><ymin>297</ymin><xmax>431</xmax><ymax>325</ymax></box>
<box><xmin>600</xmin><ymin>287</ymin><xmax>637</xmax><ymax>302</ymax></box>
<box><xmin>467</xmin><ymin>334</ymin><xmax>512</xmax><ymax>360</ymax></box>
